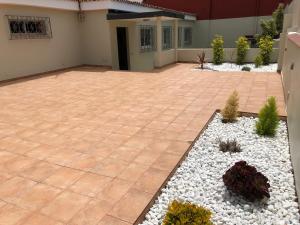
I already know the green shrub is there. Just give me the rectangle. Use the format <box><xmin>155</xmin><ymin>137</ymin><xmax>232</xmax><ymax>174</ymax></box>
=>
<box><xmin>211</xmin><ymin>35</ymin><xmax>224</xmax><ymax>65</ymax></box>
<box><xmin>254</xmin><ymin>55</ymin><xmax>263</xmax><ymax>68</ymax></box>
<box><xmin>256</xmin><ymin>97</ymin><xmax>279</xmax><ymax>136</ymax></box>
<box><xmin>258</xmin><ymin>36</ymin><xmax>274</xmax><ymax>65</ymax></box>
<box><xmin>273</xmin><ymin>3</ymin><xmax>285</xmax><ymax>34</ymax></box>
<box><xmin>260</xmin><ymin>19</ymin><xmax>277</xmax><ymax>38</ymax></box>
<box><xmin>236</xmin><ymin>36</ymin><xmax>250</xmax><ymax>65</ymax></box>
<box><xmin>163</xmin><ymin>200</ymin><xmax>213</xmax><ymax>225</ymax></box>
<box><xmin>221</xmin><ymin>91</ymin><xmax>239</xmax><ymax>123</ymax></box>
<box><xmin>241</xmin><ymin>66</ymin><xmax>251</xmax><ymax>72</ymax></box>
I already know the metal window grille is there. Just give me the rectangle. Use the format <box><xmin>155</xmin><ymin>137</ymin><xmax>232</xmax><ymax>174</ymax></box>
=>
<box><xmin>162</xmin><ymin>26</ymin><xmax>172</xmax><ymax>50</ymax></box>
<box><xmin>140</xmin><ymin>25</ymin><xmax>156</xmax><ymax>53</ymax></box>
<box><xmin>7</xmin><ymin>15</ymin><xmax>52</xmax><ymax>40</ymax></box>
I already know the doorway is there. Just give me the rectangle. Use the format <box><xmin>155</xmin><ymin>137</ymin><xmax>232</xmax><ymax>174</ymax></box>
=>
<box><xmin>116</xmin><ymin>27</ymin><xmax>129</xmax><ymax>70</ymax></box>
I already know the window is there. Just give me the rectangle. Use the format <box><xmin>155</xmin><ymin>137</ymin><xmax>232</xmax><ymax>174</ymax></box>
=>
<box><xmin>7</xmin><ymin>15</ymin><xmax>52</xmax><ymax>40</ymax></box>
<box><xmin>178</xmin><ymin>27</ymin><xmax>192</xmax><ymax>48</ymax></box>
<box><xmin>184</xmin><ymin>27</ymin><xmax>192</xmax><ymax>46</ymax></box>
<box><xmin>140</xmin><ymin>25</ymin><xmax>156</xmax><ymax>52</ymax></box>
<box><xmin>162</xmin><ymin>26</ymin><xmax>172</xmax><ymax>50</ymax></box>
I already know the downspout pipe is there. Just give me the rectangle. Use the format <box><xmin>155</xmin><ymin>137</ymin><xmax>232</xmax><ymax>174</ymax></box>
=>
<box><xmin>77</xmin><ymin>0</ymin><xmax>82</xmax><ymax>11</ymax></box>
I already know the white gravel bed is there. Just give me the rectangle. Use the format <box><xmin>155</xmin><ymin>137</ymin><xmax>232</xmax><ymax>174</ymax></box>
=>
<box><xmin>193</xmin><ymin>63</ymin><xmax>278</xmax><ymax>72</ymax></box>
<box><xmin>140</xmin><ymin>114</ymin><xmax>299</xmax><ymax>225</ymax></box>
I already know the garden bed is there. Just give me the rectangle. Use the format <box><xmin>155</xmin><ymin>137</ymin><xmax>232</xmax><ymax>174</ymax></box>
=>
<box><xmin>193</xmin><ymin>63</ymin><xmax>278</xmax><ymax>72</ymax></box>
<box><xmin>139</xmin><ymin>113</ymin><xmax>299</xmax><ymax>225</ymax></box>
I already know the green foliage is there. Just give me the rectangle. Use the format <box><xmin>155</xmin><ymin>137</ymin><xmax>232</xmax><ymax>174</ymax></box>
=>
<box><xmin>163</xmin><ymin>200</ymin><xmax>213</xmax><ymax>225</ymax></box>
<box><xmin>256</xmin><ymin>97</ymin><xmax>279</xmax><ymax>136</ymax></box>
<box><xmin>241</xmin><ymin>66</ymin><xmax>251</xmax><ymax>72</ymax></box>
<box><xmin>221</xmin><ymin>91</ymin><xmax>239</xmax><ymax>123</ymax></box>
<box><xmin>211</xmin><ymin>35</ymin><xmax>224</xmax><ymax>65</ymax></box>
<box><xmin>254</xmin><ymin>55</ymin><xmax>263</xmax><ymax>68</ymax></box>
<box><xmin>236</xmin><ymin>36</ymin><xmax>250</xmax><ymax>65</ymax></box>
<box><xmin>258</xmin><ymin>36</ymin><xmax>274</xmax><ymax>65</ymax></box>
<box><xmin>260</xmin><ymin>19</ymin><xmax>277</xmax><ymax>38</ymax></box>
<box><xmin>273</xmin><ymin>3</ymin><xmax>285</xmax><ymax>34</ymax></box>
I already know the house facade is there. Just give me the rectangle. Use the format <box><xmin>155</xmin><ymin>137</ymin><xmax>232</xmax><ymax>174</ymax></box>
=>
<box><xmin>0</xmin><ymin>0</ymin><xmax>196</xmax><ymax>81</ymax></box>
<box><xmin>279</xmin><ymin>0</ymin><xmax>300</xmax><ymax>204</ymax></box>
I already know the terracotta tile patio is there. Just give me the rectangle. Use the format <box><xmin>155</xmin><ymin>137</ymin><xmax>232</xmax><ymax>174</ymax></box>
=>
<box><xmin>0</xmin><ymin>63</ymin><xmax>285</xmax><ymax>225</ymax></box>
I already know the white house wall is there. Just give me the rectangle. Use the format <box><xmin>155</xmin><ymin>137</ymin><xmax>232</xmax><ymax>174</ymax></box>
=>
<box><xmin>80</xmin><ymin>10</ymin><xmax>112</xmax><ymax>66</ymax></box>
<box><xmin>0</xmin><ymin>5</ymin><xmax>82</xmax><ymax>81</ymax></box>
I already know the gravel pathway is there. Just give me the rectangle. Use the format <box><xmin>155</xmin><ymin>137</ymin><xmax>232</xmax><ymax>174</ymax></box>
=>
<box><xmin>193</xmin><ymin>63</ymin><xmax>278</xmax><ymax>72</ymax></box>
<box><xmin>140</xmin><ymin>114</ymin><xmax>300</xmax><ymax>225</ymax></box>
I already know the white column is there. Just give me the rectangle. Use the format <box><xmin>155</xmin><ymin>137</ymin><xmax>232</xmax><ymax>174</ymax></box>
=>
<box><xmin>156</xmin><ymin>17</ymin><xmax>162</xmax><ymax>67</ymax></box>
<box><xmin>174</xmin><ymin>19</ymin><xmax>179</xmax><ymax>62</ymax></box>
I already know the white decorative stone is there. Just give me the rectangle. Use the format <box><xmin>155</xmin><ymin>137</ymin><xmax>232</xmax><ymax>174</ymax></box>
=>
<box><xmin>139</xmin><ymin>114</ymin><xmax>300</xmax><ymax>225</ymax></box>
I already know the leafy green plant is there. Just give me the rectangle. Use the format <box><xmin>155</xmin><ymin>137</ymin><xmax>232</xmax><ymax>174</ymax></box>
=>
<box><xmin>241</xmin><ymin>66</ymin><xmax>251</xmax><ymax>72</ymax></box>
<box><xmin>236</xmin><ymin>36</ymin><xmax>250</xmax><ymax>65</ymax></box>
<box><xmin>258</xmin><ymin>36</ymin><xmax>274</xmax><ymax>65</ymax></box>
<box><xmin>260</xmin><ymin>19</ymin><xmax>277</xmax><ymax>38</ymax></box>
<box><xmin>221</xmin><ymin>91</ymin><xmax>239</xmax><ymax>123</ymax></box>
<box><xmin>211</xmin><ymin>35</ymin><xmax>224</xmax><ymax>65</ymax></box>
<box><xmin>163</xmin><ymin>200</ymin><xmax>213</xmax><ymax>225</ymax></box>
<box><xmin>219</xmin><ymin>139</ymin><xmax>241</xmax><ymax>153</ymax></box>
<box><xmin>273</xmin><ymin>3</ymin><xmax>285</xmax><ymax>35</ymax></box>
<box><xmin>254</xmin><ymin>55</ymin><xmax>263</xmax><ymax>68</ymax></box>
<box><xmin>223</xmin><ymin>161</ymin><xmax>270</xmax><ymax>202</ymax></box>
<box><xmin>256</xmin><ymin>96</ymin><xmax>279</xmax><ymax>136</ymax></box>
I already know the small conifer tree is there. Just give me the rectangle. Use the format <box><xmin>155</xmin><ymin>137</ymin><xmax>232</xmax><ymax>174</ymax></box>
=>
<box><xmin>273</xmin><ymin>3</ymin><xmax>285</xmax><ymax>34</ymax></box>
<box><xmin>256</xmin><ymin>97</ymin><xmax>279</xmax><ymax>136</ymax></box>
<box><xmin>211</xmin><ymin>35</ymin><xmax>224</xmax><ymax>65</ymax></box>
<box><xmin>221</xmin><ymin>91</ymin><xmax>239</xmax><ymax>123</ymax></box>
<box><xmin>236</xmin><ymin>36</ymin><xmax>250</xmax><ymax>65</ymax></box>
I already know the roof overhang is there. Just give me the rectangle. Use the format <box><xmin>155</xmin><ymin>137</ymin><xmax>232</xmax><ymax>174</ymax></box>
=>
<box><xmin>0</xmin><ymin>0</ymin><xmax>196</xmax><ymax>20</ymax></box>
<box><xmin>107</xmin><ymin>11</ymin><xmax>196</xmax><ymax>21</ymax></box>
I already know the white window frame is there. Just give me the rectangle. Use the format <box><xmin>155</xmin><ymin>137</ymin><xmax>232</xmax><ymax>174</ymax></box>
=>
<box><xmin>140</xmin><ymin>25</ymin><xmax>156</xmax><ymax>53</ymax></box>
<box><xmin>178</xmin><ymin>26</ymin><xmax>192</xmax><ymax>48</ymax></box>
<box><xmin>7</xmin><ymin>15</ymin><xmax>52</xmax><ymax>40</ymax></box>
<box><xmin>184</xmin><ymin>27</ymin><xmax>192</xmax><ymax>46</ymax></box>
<box><xmin>162</xmin><ymin>26</ymin><xmax>173</xmax><ymax>50</ymax></box>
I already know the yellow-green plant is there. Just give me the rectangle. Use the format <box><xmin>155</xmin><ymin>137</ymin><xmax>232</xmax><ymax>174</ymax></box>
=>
<box><xmin>221</xmin><ymin>91</ymin><xmax>239</xmax><ymax>123</ymax></box>
<box><xmin>258</xmin><ymin>36</ymin><xmax>274</xmax><ymax>65</ymax></box>
<box><xmin>254</xmin><ymin>55</ymin><xmax>263</xmax><ymax>68</ymax></box>
<box><xmin>273</xmin><ymin>3</ymin><xmax>285</xmax><ymax>34</ymax></box>
<box><xmin>260</xmin><ymin>19</ymin><xmax>277</xmax><ymax>38</ymax></box>
<box><xmin>236</xmin><ymin>36</ymin><xmax>250</xmax><ymax>65</ymax></box>
<box><xmin>211</xmin><ymin>35</ymin><xmax>224</xmax><ymax>65</ymax></box>
<box><xmin>163</xmin><ymin>200</ymin><xmax>213</xmax><ymax>225</ymax></box>
<box><xmin>256</xmin><ymin>97</ymin><xmax>279</xmax><ymax>136</ymax></box>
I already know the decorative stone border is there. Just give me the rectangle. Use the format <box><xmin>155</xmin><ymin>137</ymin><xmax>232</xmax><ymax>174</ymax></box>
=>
<box><xmin>133</xmin><ymin>110</ymin><xmax>291</xmax><ymax>225</ymax></box>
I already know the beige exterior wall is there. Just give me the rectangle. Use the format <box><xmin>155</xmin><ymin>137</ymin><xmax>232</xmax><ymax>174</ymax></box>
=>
<box><xmin>110</xmin><ymin>18</ymin><xmax>180</xmax><ymax>71</ymax></box>
<box><xmin>194</xmin><ymin>16</ymin><xmax>271</xmax><ymax>48</ymax></box>
<box><xmin>282</xmin><ymin>38</ymin><xmax>300</xmax><ymax>204</ymax></box>
<box><xmin>177</xmin><ymin>48</ymin><xmax>279</xmax><ymax>63</ymax></box>
<box><xmin>160</xmin><ymin>49</ymin><xmax>176</xmax><ymax>66</ymax></box>
<box><xmin>0</xmin><ymin>5</ymin><xmax>81</xmax><ymax>81</ymax></box>
<box><xmin>80</xmin><ymin>10</ymin><xmax>112</xmax><ymax>66</ymax></box>
<box><xmin>110</xmin><ymin>20</ymin><xmax>155</xmax><ymax>71</ymax></box>
<box><xmin>280</xmin><ymin>0</ymin><xmax>300</xmax><ymax>204</ymax></box>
